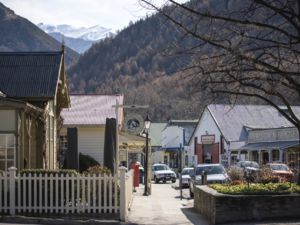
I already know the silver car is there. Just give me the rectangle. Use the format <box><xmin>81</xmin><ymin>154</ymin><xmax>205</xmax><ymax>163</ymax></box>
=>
<box><xmin>236</xmin><ymin>161</ymin><xmax>260</xmax><ymax>174</ymax></box>
<box><xmin>180</xmin><ymin>167</ymin><xmax>194</xmax><ymax>188</ymax></box>
<box><xmin>151</xmin><ymin>164</ymin><xmax>177</xmax><ymax>184</ymax></box>
<box><xmin>189</xmin><ymin>164</ymin><xmax>230</xmax><ymax>198</ymax></box>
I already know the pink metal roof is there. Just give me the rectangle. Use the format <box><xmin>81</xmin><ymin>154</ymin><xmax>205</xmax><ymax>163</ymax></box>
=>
<box><xmin>61</xmin><ymin>94</ymin><xmax>124</xmax><ymax>125</ymax></box>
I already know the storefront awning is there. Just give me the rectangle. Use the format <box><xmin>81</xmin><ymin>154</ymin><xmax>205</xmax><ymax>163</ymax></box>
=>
<box><xmin>157</xmin><ymin>147</ymin><xmax>182</xmax><ymax>152</ymax></box>
<box><xmin>240</xmin><ymin>140</ymin><xmax>299</xmax><ymax>151</ymax></box>
<box><xmin>119</xmin><ymin>132</ymin><xmax>146</xmax><ymax>153</ymax></box>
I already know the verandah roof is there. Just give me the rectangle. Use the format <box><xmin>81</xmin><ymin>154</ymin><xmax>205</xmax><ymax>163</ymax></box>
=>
<box><xmin>239</xmin><ymin>140</ymin><xmax>299</xmax><ymax>151</ymax></box>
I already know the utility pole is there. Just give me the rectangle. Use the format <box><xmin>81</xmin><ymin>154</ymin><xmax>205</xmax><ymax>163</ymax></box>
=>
<box><xmin>144</xmin><ymin>130</ymin><xmax>149</xmax><ymax>196</ymax></box>
<box><xmin>112</xmin><ymin>101</ymin><xmax>148</xmax><ymax>175</ymax></box>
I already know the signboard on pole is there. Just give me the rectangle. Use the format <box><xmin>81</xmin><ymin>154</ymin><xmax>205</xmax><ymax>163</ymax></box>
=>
<box><xmin>201</xmin><ymin>135</ymin><xmax>215</xmax><ymax>144</ymax></box>
<box><xmin>124</xmin><ymin>113</ymin><xmax>144</xmax><ymax>134</ymax></box>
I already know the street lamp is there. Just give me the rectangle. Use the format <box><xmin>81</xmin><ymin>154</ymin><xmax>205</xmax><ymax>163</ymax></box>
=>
<box><xmin>144</xmin><ymin>114</ymin><xmax>151</xmax><ymax>196</ymax></box>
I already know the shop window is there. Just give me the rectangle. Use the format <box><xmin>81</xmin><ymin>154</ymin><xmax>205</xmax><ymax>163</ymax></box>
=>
<box><xmin>164</xmin><ymin>155</ymin><xmax>168</xmax><ymax>165</ymax></box>
<box><xmin>203</xmin><ymin>144</ymin><xmax>213</xmax><ymax>163</ymax></box>
<box><xmin>185</xmin><ymin>155</ymin><xmax>188</xmax><ymax>166</ymax></box>
<box><xmin>59</xmin><ymin>135</ymin><xmax>68</xmax><ymax>168</ymax></box>
<box><xmin>272</xmin><ymin>149</ymin><xmax>280</xmax><ymax>162</ymax></box>
<box><xmin>252</xmin><ymin>151</ymin><xmax>259</xmax><ymax>162</ymax></box>
<box><xmin>0</xmin><ymin>134</ymin><xmax>16</xmax><ymax>170</ymax></box>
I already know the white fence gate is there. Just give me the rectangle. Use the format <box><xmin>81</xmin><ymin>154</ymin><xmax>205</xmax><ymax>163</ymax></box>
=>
<box><xmin>0</xmin><ymin>167</ymin><xmax>134</xmax><ymax>221</ymax></box>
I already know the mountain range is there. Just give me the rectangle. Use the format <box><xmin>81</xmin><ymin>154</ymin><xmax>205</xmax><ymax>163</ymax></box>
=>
<box><xmin>38</xmin><ymin>23</ymin><xmax>113</xmax><ymax>53</ymax></box>
<box><xmin>0</xmin><ymin>3</ymin><xmax>78</xmax><ymax>66</ymax></box>
<box><xmin>0</xmin><ymin>1</ymin><xmax>260</xmax><ymax>121</ymax></box>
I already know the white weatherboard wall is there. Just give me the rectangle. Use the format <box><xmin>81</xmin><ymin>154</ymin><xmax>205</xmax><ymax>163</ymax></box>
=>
<box><xmin>188</xmin><ymin>109</ymin><xmax>227</xmax><ymax>165</ymax></box>
<box><xmin>78</xmin><ymin>127</ymin><xmax>105</xmax><ymax>165</ymax></box>
<box><xmin>60</xmin><ymin>126</ymin><xmax>105</xmax><ymax>165</ymax></box>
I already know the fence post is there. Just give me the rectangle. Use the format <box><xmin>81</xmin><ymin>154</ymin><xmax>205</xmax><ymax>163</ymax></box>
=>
<box><xmin>8</xmin><ymin>167</ymin><xmax>17</xmax><ymax>215</ymax></box>
<box><xmin>119</xmin><ymin>166</ymin><xmax>127</xmax><ymax>221</ymax></box>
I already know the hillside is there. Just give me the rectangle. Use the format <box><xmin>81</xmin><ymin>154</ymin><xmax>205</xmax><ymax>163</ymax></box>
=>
<box><xmin>0</xmin><ymin>3</ymin><xmax>79</xmax><ymax>66</ymax></box>
<box><xmin>67</xmin><ymin>11</ymin><xmax>202</xmax><ymax>121</ymax></box>
<box><xmin>68</xmin><ymin>0</ymin><xmax>287</xmax><ymax>121</ymax></box>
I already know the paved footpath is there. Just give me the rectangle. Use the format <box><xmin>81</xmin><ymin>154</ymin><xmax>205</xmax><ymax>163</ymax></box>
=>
<box><xmin>128</xmin><ymin>182</ymin><xmax>209</xmax><ymax>225</ymax></box>
<box><xmin>128</xmin><ymin>182</ymin><xmax>300</xmax><ymax>225</ymax></box>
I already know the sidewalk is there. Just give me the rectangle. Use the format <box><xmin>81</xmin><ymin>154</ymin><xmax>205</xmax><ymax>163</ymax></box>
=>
<box><xmin>127</xmin><ymin>182</ymin><xmax>209</xmax><ymax>225</ymax></box>
<box><xmin>128</xmin><ymin>182</ymin><xmax>300</xmax><ymax>225</ymax></box>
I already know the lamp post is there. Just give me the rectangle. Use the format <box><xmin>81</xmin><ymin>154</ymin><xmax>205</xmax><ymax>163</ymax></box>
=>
<box><xmin>144</xmin><ymin>114</ymin><xmax>151</xmax><ymax>196</ymax></box>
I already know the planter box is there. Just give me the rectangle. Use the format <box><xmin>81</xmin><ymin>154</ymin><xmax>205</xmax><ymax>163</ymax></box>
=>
<box><xmin>194</xmin><ymin>185</ymin><xmax>300</xmax><ymax>225</ymax></box>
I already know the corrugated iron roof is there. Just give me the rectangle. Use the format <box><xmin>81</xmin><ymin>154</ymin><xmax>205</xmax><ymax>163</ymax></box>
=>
<box><xmin>168</xmin><ymin>120</ymin><xmax>198</xmax><ymax>126</ymax></box>
<box><xmin>208</xmin><ymin>104</ymin><xmax>300</xmax><ymax>142</ymax></box>
<box><xmin>61</xmin><ymin>94</ymin><xmax>124</xmax><ymax>126</ymax></box>
<box><xmin>0</xmin><ymin>52</ymin><xmax>62</xmax><ymax>98</ymax></box>
<box><xmin>240</xmin><ymin>140</ymin><xmax>299</xmax><ymax>151</ymax></box>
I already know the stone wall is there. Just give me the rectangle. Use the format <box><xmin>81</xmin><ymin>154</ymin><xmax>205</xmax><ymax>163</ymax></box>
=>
<box><xmin>194</xmin><ymin>186</ymin><xmax>300</xmax><ymax>225</ymax></box>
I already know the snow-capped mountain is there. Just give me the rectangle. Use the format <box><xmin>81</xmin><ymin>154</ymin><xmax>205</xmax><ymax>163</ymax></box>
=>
<box><xmin>38</xmin><ymin>23</ymin><xmax>113</xmax><ymax>53</ymax></box>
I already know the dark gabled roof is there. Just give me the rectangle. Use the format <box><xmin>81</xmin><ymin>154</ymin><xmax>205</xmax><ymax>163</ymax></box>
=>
<box><xmin>0</xmin><ymin>51</ymin><xmax>63</xmax><ymax>98</ymax></box>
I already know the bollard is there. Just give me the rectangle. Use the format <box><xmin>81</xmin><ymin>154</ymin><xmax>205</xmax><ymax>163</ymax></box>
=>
<box><xmin>201</xmin><ymin>171</ymin><xmax>207</xmax><ymax>185</ymax></box>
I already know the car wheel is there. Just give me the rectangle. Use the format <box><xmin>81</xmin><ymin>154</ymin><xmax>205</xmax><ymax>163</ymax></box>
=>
<box><xmin>155</xmin><ymin>176</ymin><xmax>159</xmax><ymax>184</ymax></box>
<box><xmin>172</xmin><ymin>179</ymin><xmax>176</xmax><ymax>183</ymax></box>
<box><xmin>189</xmin><ymin>187</ymin><xmax>194</xmax><ymax>198</ymax></box>
<box><xmin>163</xmin><ymin>180</ymin><xmax>166</xmax><ymax>183</ymax></box>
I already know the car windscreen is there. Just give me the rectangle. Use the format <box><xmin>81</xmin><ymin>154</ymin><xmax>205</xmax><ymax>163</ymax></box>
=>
<box><xmin>195</xmin><ymin>165</ymin><xmax>225</xmax><ymax>175</ymax></box>
<box><xmin>181</xmin><ymin>169</ymin><xmax>194</xmax><ymax>175</ymax></box>
<box><xmin>270</xmin><ymin>164</ymin><xmax>289</xmax><ymax>171</ymax></box>
<box><xmin>153</xmin><ymin>165</ymin><xmax>169</xmax><ymax>171</ymax></box>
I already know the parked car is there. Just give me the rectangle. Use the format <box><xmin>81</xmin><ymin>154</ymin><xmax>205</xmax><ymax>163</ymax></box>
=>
<box><xmin>236</xmin><ymin>160</ymin><xmax>260</xmax><ymax>174</ymax></box>
<box><xmin>151</xmin><ymin>163</ymin><xmax>177</xmax><ymax>184</ymax></box>
<box><xmin>180</xmin><ymin>167</ymin><xmax>194</xmax><ymax>188</ymax></box>
<box><xmin>189</xmin><ymin>164</ymin><xmax>230</xmax><ymax>198</ymax></box>
<box><xmin>265</xmin><ymin>163</ymin><xmax>294</xmax><ymax>182</ymax></box>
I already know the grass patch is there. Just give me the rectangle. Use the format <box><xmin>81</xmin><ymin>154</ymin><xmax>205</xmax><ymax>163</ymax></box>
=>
<box><xmin>210</xmin><ymin>182</ymin><xmax>300</xmax><ymax>195</ymax></box>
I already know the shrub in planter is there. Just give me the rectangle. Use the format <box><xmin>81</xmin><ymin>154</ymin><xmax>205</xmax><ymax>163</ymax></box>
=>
<box><xmin>227</xmin><ymin>167</ymin><xmax>245</xmax><ymax>183</ymax></box>
<box><xmin>255</xmin><ymin>168</ymin><xmax>279</xmax><ymax>184</ymax></box>
<box><xmin>83</xmin><ymin>165</ymin><xmax>111</xmax><ymax>175</ymax></box>
<box><xmin>20</xmin><ymin>169</ymin><xmax>78</xmax><ymax>176</ymax></box>
<box><xmin>79</xmin><ymin>153</ymin><xmax>100</xmax><ymax>173</ymax></box>
<box><xmin>210</xmin><ymin>182</ymin><xmax>300</xmax><ymax>195</ymax></box>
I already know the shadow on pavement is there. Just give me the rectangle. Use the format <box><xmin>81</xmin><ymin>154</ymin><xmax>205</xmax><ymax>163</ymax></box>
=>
<box><xmin>174</xmin><ymin>195</ymin><xmax>193</xmax><ymax>201</ymax></box>
<box><xmin>180</xmin><ymin>207</ymin><xmax>210</xmax><ymax>225</ymax></box>
<box><xmin>224</xmin><ymin>219</ymin><xmax>300</xmax><ymax>225</ymax></box>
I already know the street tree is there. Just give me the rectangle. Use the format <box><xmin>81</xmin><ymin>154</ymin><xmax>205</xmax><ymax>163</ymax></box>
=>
<box><xmin>140</xmin><ymin>0</ymin><xmax>300</xmax><ymax>132</ymax></box>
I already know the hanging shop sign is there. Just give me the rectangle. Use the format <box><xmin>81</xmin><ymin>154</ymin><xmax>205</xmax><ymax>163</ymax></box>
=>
<box><xmin>124</xmin><ymin>113</ymin><xmax>144</xmax><ymax>135</ymax></box>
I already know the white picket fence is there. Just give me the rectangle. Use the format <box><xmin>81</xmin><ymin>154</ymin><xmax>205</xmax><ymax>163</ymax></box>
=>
<box><xmin>0</xmin><ymin>167</ymin><xmax>134</xmax><ymax>221</ymax></box>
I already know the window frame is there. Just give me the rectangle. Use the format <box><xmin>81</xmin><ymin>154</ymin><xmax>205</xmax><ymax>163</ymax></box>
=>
<box><xmin>0</xmin><ymin>133</ymin><xmax>16</xmax><ymax>171</ymax></box>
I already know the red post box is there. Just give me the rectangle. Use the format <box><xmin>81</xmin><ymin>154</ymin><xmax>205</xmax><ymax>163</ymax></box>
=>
<box><xmin>133</xmin><ymin>163</ymin><xmax>140</xmax><ymax>188</ymax></box>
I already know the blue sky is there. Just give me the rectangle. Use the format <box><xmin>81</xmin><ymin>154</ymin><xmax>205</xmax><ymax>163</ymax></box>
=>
<box><xmin>1</xmin><ymin>0</ymin><xmax>156</xmax><ymax>31</ymax></box>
